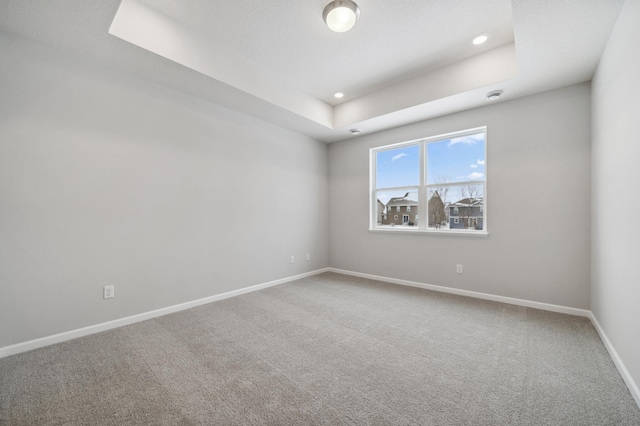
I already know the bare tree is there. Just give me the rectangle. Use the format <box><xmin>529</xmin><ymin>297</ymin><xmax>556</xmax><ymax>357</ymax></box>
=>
<box><xmin>458</xmin><ymin>185</ymin><xmax>481</xmax><ymax>229</ymax></box>
<box><xmin>427</xmin><ymin>189</ymin><xmax>446</xmax><ymax>228</ymax></box>
<box><xmin>428</xmin><ymin>178</ymin><xmax>451</xmax><ymax>228</ymax></box>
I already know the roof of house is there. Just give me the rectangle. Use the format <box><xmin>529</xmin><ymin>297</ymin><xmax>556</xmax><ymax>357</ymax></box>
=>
<box><xmin>450</xmin><ymin>198</ymin><xmax>484</xmax><ymax>207</ymax></box>
<box><xmin>386</xmin><ymin>193</ymin><xmax>418</xmax><ymax>207</ymax></box>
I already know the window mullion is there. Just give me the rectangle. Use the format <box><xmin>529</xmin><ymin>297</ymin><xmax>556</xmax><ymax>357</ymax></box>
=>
<box><xmin>419</xmin><ymin>141</ymin><xmax>427</xmax><ymax>230</ymax></box>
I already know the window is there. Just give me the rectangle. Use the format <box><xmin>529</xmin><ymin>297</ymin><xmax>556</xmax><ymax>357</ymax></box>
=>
<box><xmin>370</xmin><ymin>127</ymin><xmax>487</xmax><ymax>235</ymax></box>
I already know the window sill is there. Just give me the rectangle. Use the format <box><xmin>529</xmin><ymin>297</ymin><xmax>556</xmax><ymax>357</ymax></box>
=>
<box><xmin>368</xmin><ymin>228</ymin><xmax>489</xmax><ymax>237</ymax></box>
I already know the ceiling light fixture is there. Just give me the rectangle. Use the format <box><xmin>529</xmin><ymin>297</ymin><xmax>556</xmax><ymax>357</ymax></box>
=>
<box><xmin>486</xmin><ymin>90</ymin><xmax>503</xmax><ymax>101</ymax></box>
<box><xmin>472</xmin><ymin>34</ymin><xmax>488</xmax><ymax>45</ymax></box>
<box><xmin>334</xmin><ymin>92</ymin><xmax>344</xmax><ymax>98</ymax></box>
<box><xmin>323</xmin><ymin>0</ymin><xmax>360</xmax><ymax>33</ymax></box>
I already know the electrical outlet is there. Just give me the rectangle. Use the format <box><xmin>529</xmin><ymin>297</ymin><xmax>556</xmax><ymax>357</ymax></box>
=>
<box><xmin>456</xmin><ymin>264</ymin><xmax>463</xmax><ymax>274</ymax></box>
<box><xmin>290</xmin><ymin>256</ymin><xmax>295</xmax><ymax>264</ymax></box>
<box><xmin>306</xmin><ymin>253</ymin><xmax>311</xmax><ymax>261</ymax></box>
<box><xmin>103</xmin><ymin>285</ymin><xmax>115</xmax><ymax>299</ymax></box>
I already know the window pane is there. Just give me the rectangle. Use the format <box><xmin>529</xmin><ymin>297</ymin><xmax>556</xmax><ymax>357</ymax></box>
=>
<box><xmin>444</xmin><ymin>184</ymin><xmax>485</xmax><ymax>231</ymax></box>
<box><xmin>376</xmin><ymin>144</ymin><xmax>419</xmax><ymax>189</ymax></box>
<box><xmin>370</xmin><ymin>127</ymin><xmax>487</xmax><ymax>234</ymax></box>
<box><xmin>375</xmin><ymin>189</ymin><xmax>419</xmax><ymax>227</ymax></box>
<box><xmin>426</xmin><ymin>133</ymin><xmax>485</xmax><ymax>185</ymax></box>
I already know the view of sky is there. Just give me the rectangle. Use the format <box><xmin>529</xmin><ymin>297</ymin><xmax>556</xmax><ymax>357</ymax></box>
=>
<box><xmin>375</xmin><ymin>132</ymin><xmax>485</xmax><ymax>204</ymax></box>
<box><xmin>376</xmin><ymin>133</ymin><xmax>485</xmax><ymax>188</ymax></box>
<box><xmin>376</xmin><ymin>144</ymin><xmax>420</xmax><ymax>188</ymax></box>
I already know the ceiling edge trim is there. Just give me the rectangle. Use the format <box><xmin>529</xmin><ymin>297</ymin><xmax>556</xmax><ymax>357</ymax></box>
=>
<box><xmin>333</xmin><ymin>43</ymin><xmax>518</xmax><ymax>128</ymax></box>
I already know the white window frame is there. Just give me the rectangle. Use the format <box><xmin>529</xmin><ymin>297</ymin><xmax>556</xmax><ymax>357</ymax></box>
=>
<box><xmin>369</xmin><ymin>127</ymin><xmax>488</xmax><ymax>236</ymax></box>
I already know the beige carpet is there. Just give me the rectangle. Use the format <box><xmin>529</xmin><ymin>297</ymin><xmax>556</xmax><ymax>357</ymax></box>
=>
<box><xmin>1</xmin><ymin>272</ymin><xmax>639</xmax><ymax>425</ymax></box>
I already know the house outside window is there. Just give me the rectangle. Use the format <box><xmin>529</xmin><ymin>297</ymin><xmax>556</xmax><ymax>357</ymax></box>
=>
<box><xmin>370</xmin><ymin>127</ymin><xmax>487</xmax><ymax>235</ymax></box>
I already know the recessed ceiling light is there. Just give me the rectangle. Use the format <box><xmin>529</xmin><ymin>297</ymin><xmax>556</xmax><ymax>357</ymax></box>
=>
<box><xmin>472</xmin><ymin>35</ymin><xmax>488</xmax><ymax>45</ymax></box>
<box><xmin>323</xmin><ymin>0</ymin><xmax>360</xmax><ymax>33</ymax></box>
<box><xmin>486</xmin><ymin>90</ymin><xmax>503</xmax><ymax>101</ymax></box>
<box><xmin>349</xmin><ymin>128</ymin><xmax>361</xmax><ymax>135</ymax></box>
<box><xmin>334</xmin><ymin>92</ymin><xmax>344</xmax><ymax>99</ymax></box>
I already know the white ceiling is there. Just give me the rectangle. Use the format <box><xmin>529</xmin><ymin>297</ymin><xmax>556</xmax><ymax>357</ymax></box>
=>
<box><xmin>0</xmin><ymin>0</ymin><xmax>625</xmax><ymax>142</ymax></box>
<box><xmin>134</xmin><ymin>0</ymin><xmax>516</xmax><ymax>104</ymax></box>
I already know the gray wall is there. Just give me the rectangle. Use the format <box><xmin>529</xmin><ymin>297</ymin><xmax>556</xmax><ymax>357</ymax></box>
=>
<box><xmin>329</xmin><ymin>83</ymin><xmax>591</xmax><ymax>309</ymax></box>
<box><xmin>592</xmin><ymin>0</ymin><xmax>640</xmax><ymax>399</ymax></box>
<box><xmin>0</xmin><ymin>34</ymin><xmax>329</xmax><ymax>348</ymax></box>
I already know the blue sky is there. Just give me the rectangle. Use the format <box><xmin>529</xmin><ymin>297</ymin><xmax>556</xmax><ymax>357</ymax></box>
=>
<box><xmin>376</xmin><ymin>133</ymin><xmax>485</xmax><ymax>189</ymax></box>
<box><xmin>376</xmin><ymin>144</ymin><xmax>420</xmax><ymax>188</ymax></box>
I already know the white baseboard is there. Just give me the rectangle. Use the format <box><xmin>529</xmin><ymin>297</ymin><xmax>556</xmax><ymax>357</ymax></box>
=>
<box><xmin>0</xmin><ymin>268</ymin><xmax>330</xmax><ymax>359</ymax></box>
<box><xmin>3</xmin><ymin>266</ymin><xmax>639</xmax><ymax>411</ymax></box>
<box><xmin>588</xmin><ymin>312</ymin><xmax>640</xmax><ymax>408</ymax></box>
<box><xmin>327</xmin><ymin>268</ymin><xmax>591</xmax><ymax>317</ymax></box>
<box><xmin>327</xmin><ymin>267</ymin><xmax>639</xmax><ymax>410</ymax></box>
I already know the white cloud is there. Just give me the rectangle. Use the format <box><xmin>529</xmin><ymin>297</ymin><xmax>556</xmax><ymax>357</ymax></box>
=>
<box><xmin>470</xmin><ymin>164</ymin><xmax>478</xmax><ymax>169</ymax></box>
<box><xmin>391</xmin><ymin>153</ymin><xmax>408</xmax><ymax>161</ymax></box>
<box><xmin>467</xmin><ymin>172</ymin><xmax>484</xmax><ymax>180</ymax></box>
<box><xmin>477</xmin><ymin>159</ymin><xmax>485</xmax><ymax>165</ymax></box>
<box><xmin>448</xmin><ymin>134</ymin><xmax>483</xmax><ymax>147</ymax></box>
